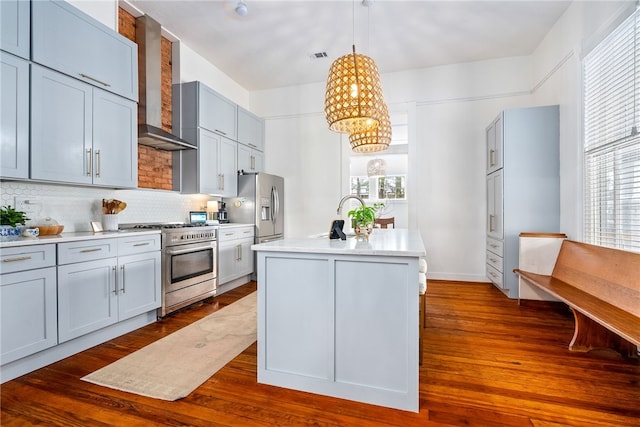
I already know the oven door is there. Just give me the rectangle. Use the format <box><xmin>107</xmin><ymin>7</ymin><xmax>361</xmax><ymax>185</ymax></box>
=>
<box><xmin>163</xmin><ymin>240</ymin><xmax>216</xmax><ymax>293</ymax></box>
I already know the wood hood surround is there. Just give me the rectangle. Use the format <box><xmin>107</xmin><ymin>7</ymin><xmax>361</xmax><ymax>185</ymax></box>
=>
<box><xmin>118</xmin><ymin>7</ymin><xmax>173</xmax><ymax>190</ymax></box>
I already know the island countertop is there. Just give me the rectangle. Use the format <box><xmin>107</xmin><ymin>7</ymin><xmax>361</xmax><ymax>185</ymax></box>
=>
<box><xmin>251</xmin><ymin>228</ymin><xmax>425</xmax><ymax>257</ymax></box>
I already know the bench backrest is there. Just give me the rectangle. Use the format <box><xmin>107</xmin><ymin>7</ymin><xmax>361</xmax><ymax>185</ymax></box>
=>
<box><xmin>552</xmin><ymin>240</ymin><xmax>640</xmax><ymax>317</ymax></box>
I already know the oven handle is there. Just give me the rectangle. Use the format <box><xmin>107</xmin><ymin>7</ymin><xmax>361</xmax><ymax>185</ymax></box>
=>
<box><xmin>164</xmin><ymin>245</ymin><xmax>215</xmax><ymax>255</ymax></box>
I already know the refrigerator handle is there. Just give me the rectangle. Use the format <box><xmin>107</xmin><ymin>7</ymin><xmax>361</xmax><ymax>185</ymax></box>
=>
<box><xmin>271</xmin><ymin>186</ymin><xmax>278</xmax><ymax>223</ymax></box>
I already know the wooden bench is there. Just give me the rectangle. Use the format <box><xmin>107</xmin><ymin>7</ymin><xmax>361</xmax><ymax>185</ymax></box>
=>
<box><xmin>514</xmin><ymin>240</ymin><xmax>640</xmax><ymax>357</ymax></box>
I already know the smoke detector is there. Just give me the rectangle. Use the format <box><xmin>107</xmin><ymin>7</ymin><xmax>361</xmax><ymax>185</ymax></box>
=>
<box><xmin>235</xmin><ymin>1</ymin><xmax>248</xmax><ymax>16</ymax></box>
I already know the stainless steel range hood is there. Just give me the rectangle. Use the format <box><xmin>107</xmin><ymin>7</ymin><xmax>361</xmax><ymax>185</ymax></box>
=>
<box><xmin>136</xmin><ymin>15</ymin><xmax>196</xmax><ymax>151</ymax></box>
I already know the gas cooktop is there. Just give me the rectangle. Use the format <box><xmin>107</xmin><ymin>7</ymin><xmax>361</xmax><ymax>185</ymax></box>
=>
<box><xmin>119</xmin><ymin>222</ymin><xmax>214</xmax><ymax>230</ymax></box>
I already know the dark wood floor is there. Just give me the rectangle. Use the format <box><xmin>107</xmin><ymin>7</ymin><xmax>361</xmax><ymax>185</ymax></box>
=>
<box><xmin>2</xmin><ymin>280</ymin><xmax>639</xmax><ymax>426</ymax></box>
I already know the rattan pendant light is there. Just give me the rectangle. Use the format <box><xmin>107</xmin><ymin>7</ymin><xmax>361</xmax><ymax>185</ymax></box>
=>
<box><xmin>349</xmin><ymin>103</ymin><xmax>391</xmax><ymax>153</ymax></box>
<box><xmin>324</xmin><ymin>44</ymin><xmax>386</xmax><ymax>135</ymax></box>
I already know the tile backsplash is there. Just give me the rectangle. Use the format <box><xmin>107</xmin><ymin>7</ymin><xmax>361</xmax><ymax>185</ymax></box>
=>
<box><xmin>1</xmin><ymin>181</ymin><xmax>215</xmax><ymax>232</ymax></box>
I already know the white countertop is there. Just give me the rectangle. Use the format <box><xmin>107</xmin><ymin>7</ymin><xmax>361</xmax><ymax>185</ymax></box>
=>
<box><xmin>0</xmin><ymin>229</ymin><xmax>161</xmax><ymax>248</ymax></box>
<box><xmin>217</xmin><ymin>223</ymin><xmax>253</xmax><ymax>229</ymax></box>
<box><xmin>252</xmin><ymin>228</ymin><xmax>425</xmax><ymax>257</ymax></box>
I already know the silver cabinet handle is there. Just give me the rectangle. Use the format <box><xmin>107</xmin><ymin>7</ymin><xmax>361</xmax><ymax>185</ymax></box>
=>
<box><xmin>133</xmin><ymin>242</ymin><xmax>150</xmax><ymax>247</ymax></box>
<box><xmin>120</xmin><ymin>265</ymin><xmax>126</xmax><ymax>293</ymax></box>
<box><xmin>489</xmin><ymin>149</ymin><xmax>495</xmax><ymax>167</ymax></box>
<box><xmin>79</xmin><ymin>73</ymin><xmax>111</xmax><ymax>87</ymax></box>
<box><xmin>112</xmin><ymin>265</ymin><xmax>118</xmax><ymax>295</ymax></box>
<box><xmin>80</xmin><ymin>248</ymin><xmax>102</xmax><ymax>253</ymax></box>
<box><xmin>214</xmin><ymin>129</ymin><xmax>227</xmax><ymax>136</ymax></box>
<box><xmin>86</xmin><ymin>148</ymin><xmax>92</xmax><ymax>176</ymax></box>
<box><xmin>250</xmin><ymin>155</ymin><xmax>255</xmax><ymax>170</ymax></box>
<box><xmin>95</xmin><ymin>149</ymin><xmax>101</xmax><ymax>177</ymax></box>
<box><xmin>489</xmin><ymin>214</ymin><xmax>495</xmax><ymax>232</ymax></box>
<box><xmin>3</xmin><ymin>256</ymin><xmax>32</xmax><ymax>263</ymax></box>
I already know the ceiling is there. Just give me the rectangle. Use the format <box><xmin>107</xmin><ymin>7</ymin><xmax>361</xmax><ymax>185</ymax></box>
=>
<box><xmin>127</xmin><ymin>0</ymin><xmax>572</xmax><ymax>91</ymax></box>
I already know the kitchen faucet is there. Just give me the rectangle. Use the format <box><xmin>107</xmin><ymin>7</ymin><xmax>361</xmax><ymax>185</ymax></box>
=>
<box><xmin>336</xmin><ymin>195</ymin><xmax>365</xmax><ymax>215</ymax></box>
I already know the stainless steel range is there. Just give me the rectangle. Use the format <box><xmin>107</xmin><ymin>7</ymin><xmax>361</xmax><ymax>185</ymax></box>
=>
<box><xmin>121</xmin><ymin>223</ymin><xmax>217</xmax><ymax>317</ymax></box>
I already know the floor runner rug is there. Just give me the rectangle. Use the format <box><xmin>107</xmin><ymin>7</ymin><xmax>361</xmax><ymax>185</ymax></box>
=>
<box><xmin>82</xmin><ymin>292</ymin><xmax>256</xmax><ymax>400</ymax></box>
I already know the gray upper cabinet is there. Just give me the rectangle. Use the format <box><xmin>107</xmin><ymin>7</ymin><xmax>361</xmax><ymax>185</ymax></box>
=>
<box><xmin>1</xmin><ymin>52</ymin><xmax>29</xmax><ymax>179</ymax></box>
<box><xmin>0</xmin><ymin>0</ymin><xmax>30</xmax><ymax>59</ymax></box>
<box><xmin>93</xmin><ymin>89</ymin><xmax>138</xmax><ymax>188</ymax></box>
<box><xmin>30</xmin><ymin>65</ymin><xmax>137</xmax><ymax>188</ymax></box>
<box><xmin>31</xmin><ymin>0</ymin><xmax>138</xmax><ymax>101</ymax></box>
<box><xmin>178</xmin><ymin>128</ymin><xmax>237</xmax><ymax>197</ymax></box>
<box><xmin>179</xmin><ymin>81</ymin><xmax>237</xmax><ymax>139</ymax></box>
<box><xmin>237</xmin><ymin>106</ymin><xmax>264</xmax><ymax>151</ymax></box>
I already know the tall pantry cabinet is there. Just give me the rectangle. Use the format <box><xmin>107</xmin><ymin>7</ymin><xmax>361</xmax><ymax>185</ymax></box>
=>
<box><xmin>485</xmin><ymin>105</ymin><xmax>560</xmax><ymax>299</ymax></box>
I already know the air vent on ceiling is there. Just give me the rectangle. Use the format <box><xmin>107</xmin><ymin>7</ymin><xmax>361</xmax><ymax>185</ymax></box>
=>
<box><xmin>310</xmin><ymin>51</ymin><xmax>328</xmax><ymax>60</ymax></box>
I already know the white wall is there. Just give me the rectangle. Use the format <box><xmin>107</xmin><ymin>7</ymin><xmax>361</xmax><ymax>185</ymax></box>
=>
<box><xmin>252</xmin><ymin>1</ymin><xmax>637</xmax><ymax>282</ymax></box>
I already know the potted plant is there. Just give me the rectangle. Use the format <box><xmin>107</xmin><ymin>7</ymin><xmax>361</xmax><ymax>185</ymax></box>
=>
<box><xmin>0</xmin><ymin>205</ymin><xmax>30</xmax><ymax>241</ymax></box>
<box><xmin>347</xmin><ymin>202</ymin><xmax>384</xmax><ymax>240</ymax></box>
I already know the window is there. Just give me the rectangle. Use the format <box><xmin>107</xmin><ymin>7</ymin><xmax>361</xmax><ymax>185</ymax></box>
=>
<box><xmin>377</xmin><ymin>176</ymin><xmax>406</xmax><ymax>200</ymax></box>
<box><xmin>583</xmin><ymin>8</ymin><xmax>640</xmax><ymax>252</ymax></box>
<box><xmin>350</xmin><ymin>177</ymin><xmax>369</xmax><ymax>199</ymax></box>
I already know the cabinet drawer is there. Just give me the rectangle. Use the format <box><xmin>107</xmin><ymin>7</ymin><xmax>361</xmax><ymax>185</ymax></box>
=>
<box><xmin>486</xmin><ymin>237</ymin><xmax>503</xmax><ymax>256</ymax></box>
<box><xmin>0</xmin><ymin>244</ymin><xmax>56</xmax><ymax>274</ymax></box>
<box><xmin>58</xmin><ymin>239</ymin><xmax>117</xmax><ymax>264</ymax></box>
<box><xmin>236</xmin><ymin>226</ymin><xmax>255</xmax><ymax>239</ymax></box>
<box><xmin>218</xmin><ymin>226</ymin><xmax>255</xmax><ymax>242</ymax></box>
<box><xmin>486</xmin><ymin>250</ymin><xmax>503</xmax><ymax>273</ymax></box>
<box><xmin>218</xmin><ymin>229</ymin><xmax>238</xmax><ymax>241</ymax></box>
<box><xmin>486</xmin><ymin>264</ymin><xmax>503</xmax><ymax>288</ymax></box>
<box><xmin>118</xmin><ymin>234</ymin><xmax>160</xmax><ymax>256</ymax></box>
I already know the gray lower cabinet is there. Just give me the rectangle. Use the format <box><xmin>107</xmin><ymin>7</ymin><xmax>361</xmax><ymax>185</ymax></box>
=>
<box><xmin>218</xmin><ymin>226</ymin><xmax>254</xmax><ymax>285</ymax></box>
<box><xmin>178</xmin><ymin>128</ymin><xmax>237</xmax><ymax>196</ymax></box>
<box><xmin>0</xmin><ymin>52</ymin><xmax>29</xmax><ymax>179</ymax></box>
<box><xmin>57</xmin><ymin>236</ymin><xmax>160</xmax><ymax>343</ymax></box>
<box><xmin>31</xmin><ymin>0</ymin><xmax>137</xmax><ymax>101</ymax></box>
<box><xmin>0</xmin><ymin>244</ymin><xmax>57</xmax><ymax>365</ymax></box>
<box><xmin>30</xmin><ymin>65</ymin><xmax>137</xmax><ymax>188</ymax></box>
<box><xmin>0</xmin><ymin>0</ymin><xmax>30</xmax><ymax>59</ymax></box>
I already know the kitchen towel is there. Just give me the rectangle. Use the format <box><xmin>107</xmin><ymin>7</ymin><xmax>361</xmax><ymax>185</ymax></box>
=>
<box><xmin>82</xmin><ymin>291</ymin><xmax>256</xmax><ymax>401</ymax></box>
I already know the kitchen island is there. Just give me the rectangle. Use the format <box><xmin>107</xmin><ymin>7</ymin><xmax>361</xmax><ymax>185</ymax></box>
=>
<box><xmin>252</xmin><ymin>229</ymin><xmax>426</xmax><ymax>412</ymax></box>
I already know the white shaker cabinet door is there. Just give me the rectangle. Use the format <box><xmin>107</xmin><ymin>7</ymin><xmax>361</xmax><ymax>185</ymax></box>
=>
<box><xmin>117</xmin><ymin>251</ymin><xmax>161</xmax><ymax>321</ymax></box>
<box><xmin>219</xmin><ymin>136</ymin><xmax>238</xmax><ymax>197</ymax></box>
<box><xmin>93</xmin><ymin>89</ymin><xmax>137</xmax><ymax>188</ymax></box>
<box><xmin>0</xmin><ymin>267</ymin><xmax>58</xmax><ymax>365</ymax></box>
<box><xmin>57</xmin><ymin>258</ymin><xmax>118</xmax><ymax>343</ymax></box>
<box><xmin>0</xmin><ymin>53</ymin><xmax>29</xmax><ymax>179</ymax></box>
<box><xmin>31</xmin><ymin>65</ymin><xmax>93</xmax><ymax>185</ymax></box>
<box><xmin>0</xmin><ymin>0</ymin><xmax>30</xmax><ymax>59</ymax></box>
<box><xmin>487</xmin><ymin>170</ymin><xmax>503</xmax><ymax>240</ymax></box>
<box><xmin>31</xmin><ymin>0</ymin><xmax>137</xmax><ymax>101</ymax></box>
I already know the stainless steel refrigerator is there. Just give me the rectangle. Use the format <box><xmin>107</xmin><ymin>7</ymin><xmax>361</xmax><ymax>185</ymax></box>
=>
<box><xmin>226</xmin><ymin>172</ymin><xmax>284</xmax><ymax>243</ymax></box>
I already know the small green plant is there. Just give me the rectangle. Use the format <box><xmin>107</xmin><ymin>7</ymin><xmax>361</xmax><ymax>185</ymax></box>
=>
<box><xmin>347</xmin><ymin>202</ymin><xmax>385</xmax><ymax>227</ymax></box>
<box><xmin>0</xmin><ymin>205</ymin><xmax>29</xmax><ymax>227</ymax></box>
